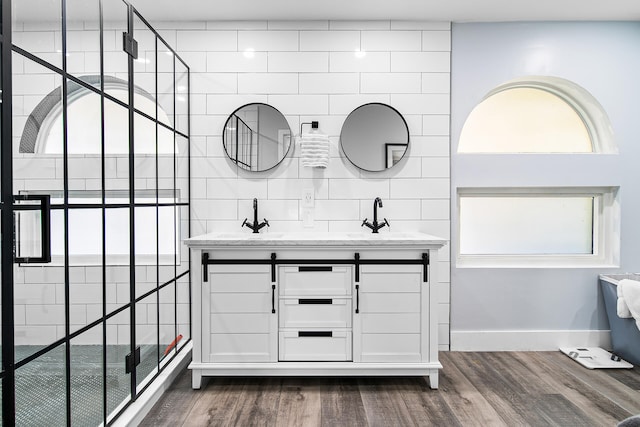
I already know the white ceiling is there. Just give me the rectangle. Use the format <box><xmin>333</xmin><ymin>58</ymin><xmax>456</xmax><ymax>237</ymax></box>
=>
<box><xmin>126</xmin><ymin>0</ymin><xmax>640</xmax><ymax>22</ymax></box>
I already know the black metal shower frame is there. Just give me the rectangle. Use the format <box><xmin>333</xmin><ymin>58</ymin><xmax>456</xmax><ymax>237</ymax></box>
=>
<box><xmin>0</xmin><ymin>1</ymin><xmax>192</xmax><ymax>425</ymax></box>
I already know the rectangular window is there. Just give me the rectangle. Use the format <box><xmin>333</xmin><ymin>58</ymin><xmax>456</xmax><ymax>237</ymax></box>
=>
<box><xmin>460</xmin><ymin>196</ymin><xmax>593</xmax><ymax>255</ymax></box>
<box><xmin>457</xmin><ymin>188</ymin><xmax>619</xmax><ymax>268</ymax></box>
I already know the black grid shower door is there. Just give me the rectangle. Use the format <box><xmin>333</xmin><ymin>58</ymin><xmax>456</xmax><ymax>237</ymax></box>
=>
<box><xmin>0</xmin><ymin>0</ymin><xmax>191</xmax><ymax>425</ymax></box>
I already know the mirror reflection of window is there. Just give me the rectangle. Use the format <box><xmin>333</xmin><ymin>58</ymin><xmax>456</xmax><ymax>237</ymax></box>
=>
<box><xmin>340</xmin><ymin>103</ymin><xmax>409</xmax><ymax>172</ymax></box>
<box><xmin>223</xmin><ymin>103</ymin><xmax>292</xmax><ymax>172</ymax></box>
<box><xmin>20</xmin><ymin>76</ymin><xmax>173</xmax><ymax>155</ymax></box>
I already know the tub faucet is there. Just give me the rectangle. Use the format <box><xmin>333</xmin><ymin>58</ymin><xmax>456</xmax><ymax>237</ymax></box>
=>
<box><xmin>242</xmin><ymin>198</ymin><xmax>269</xmax><ymax>233</ymax></box>
<box><xmin>362</xmin><ymin>197</ymin><xmax>389</xmax><ymax>233</ymax></box>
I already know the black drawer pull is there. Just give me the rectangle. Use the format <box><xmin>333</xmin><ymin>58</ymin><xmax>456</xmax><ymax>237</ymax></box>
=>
<box><xmin>298</xmin><ymin>266</ymin><xmax>333</xmax><ymax>272</ymax></box>
<box><xmin>298</xmin><ymin>298</ymin><xmax>332</xmax><ymax>305</ymax></box>
<box><xmin>271</xmin><ymin>285</ymin><xmax>276</xmax><ymax>314</ymax></box>
<box><xmin>298</xmin><ymin>331</ymin><xmax>332</xmax><ymax>337</ymax></box>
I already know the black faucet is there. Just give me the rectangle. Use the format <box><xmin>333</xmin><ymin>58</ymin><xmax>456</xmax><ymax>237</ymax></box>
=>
<box><xmin>362</xmin><ymin>197</ymin><xmax>389</xmax><ymax>233</ymax></box>
<box><xmin>242</xmin><ymin>198</ymin><xmax>269</xmax><ymax>233</ymax></box>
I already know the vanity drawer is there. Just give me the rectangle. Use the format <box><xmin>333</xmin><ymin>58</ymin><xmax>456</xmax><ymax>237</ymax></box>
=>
<box><xmin>279</xmin><ymin>298</ymin><xmax>352</xmax><ymax>329</ymax></box>
<box><xmin>279</xmin><ymin>266</ymin><xmax>352</xmax><ymax>296</ymax></box>
<box><xmin>279</xmin><ymin>330</ymin><xmax>352</xmax><ymax>361</ymax></box>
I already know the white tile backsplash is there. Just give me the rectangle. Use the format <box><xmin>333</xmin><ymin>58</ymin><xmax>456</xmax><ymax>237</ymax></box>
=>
<box><xmin>328</xmin><ymin>179</ymin><xmax>390</xmax><ymax>199</ymax></box>
<box><xmin>175</xmin><ymin>51</ymin><xmax>208</xmax><ymax>72</ymax></box>
<box><xmin>391</xmin><ymin>51</ymin><xmax>451</xmax><ymax>72</ymax></box>
<box><xmin>192</xmin><ymin>73</ymin><xmax>238</xmax><ymax>94</ymax></box>
<box><xmin>422</xmin><ymin>73</ymin><xmax>451</xmax><ymax>93</ymax></box>
<box><xmin>422</xmin><ymin>199</ymin><xmax>451</xmax><ymax>220</ymax></box>
<box><xmin>300</xmin><ymin>31</ymin><xmax>360</xmax><ymax>51</ymax></box>
<box><xmin>25</xmin><ymin>304</ymin><xmax>65</xmax><ymax>325</ymax></box>
<box><xmin>422</xmin><ymin>157</ymin><xmax>451</xmax><ymax>177</ymax></box>
<box><xmin>411</xmin><ymin>136</ymin><xmax>450</xmax><ymax>156</ymax></box>
<box><xmin>13</xmin><ymin>31</ymin><xmax>57</xmax><ymax>53</ymax></box>
<box><xmin>267</xmin><ymin>178</ymin><xmax>329</xmax><ymax>200</ymax></box>
<box><xmin>362</xmin><ymin>31</ymin><xmax>422</xmax><ymax>51</ymax></box>
<box><xmin>239</xmin><ymin>31</ymin><xmax>299</xmax><ymax>51</ymax></box>
<box><xmin>238</xmin><ymin>73</ymin><xmax>298</xmax><ymax>94</ymax></box>
<box><xmin>329</xmin><ymin>51</ymin><xmax>390</xmax><ymax>72</ymax></box>
<box><xmin>207</xmin><ymin>52</ymin><xmax>268</xmax><ymax>72</ymax></box>
<box><xmin>422</xmin><ymin>115</ymin><xmax>451</xmax><ymax>136</ymax></box>
<box><xmin>315</xmin><ymin>200</ymin><xmax>360</xmax><ymax>220</ymax></box>
<box><xmin>269</xmin><ymin>94</ymin><xmax>329</xmax><ymax>115</ymax></box>
<box><xmin>422</xmin><ymin>31</ymin><xmax>452</xmax><ymax>53</ymax></box>
<box><xmin>299</xmin><ymin>73</ymin><xmax>359</xmax><ymax>94</ymax></box>
<box><xmin>390</xmin><ymin>178</ymin><xmax>450</xmax><ymax>199</ymax></box>
<box><xmin>361</xmin><ymin>73</ymin><xmax>421</xmax><ymax>94</ymax></box>
<box><xmin>177</xmin><ymin>30</ymin><xmax>237</xmax><ymax>52</ymax></box>
<box><xmin>205</xmin><ymin>94</ymin><xmax>268</xmax><ymax>115</ymax></box>
<box><xmin>12</xmin><ymin>74</ymin><xmax>58</xmax><ymax>96</ymax></box>
<box><xmin>268</xmin><ymin>52</ymin><xmax>329</xmax><ymax>72</ymax></box>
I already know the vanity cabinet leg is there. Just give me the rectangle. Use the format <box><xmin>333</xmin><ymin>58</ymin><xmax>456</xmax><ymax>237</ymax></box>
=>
<box><xmin>192</xmin><ymin>371</ymin><xmax>203</xmax><ymax>389</ymax></box>
<box><xmin>428</xmin><ymin>372</ymin><xmax>439</xmax><ymax>389</ymax></box>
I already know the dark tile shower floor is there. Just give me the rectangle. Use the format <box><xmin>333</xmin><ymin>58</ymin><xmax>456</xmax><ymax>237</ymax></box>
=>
<box><xmin>6</xmin><ymin>345</ymin><xmax>161</xmax><ymax>426</ymax></box>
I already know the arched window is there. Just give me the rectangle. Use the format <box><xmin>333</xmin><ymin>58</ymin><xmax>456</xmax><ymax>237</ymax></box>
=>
<box><xmin>458</xmin><ymin>76</ymin><xmax>615</xmax><ymax>154</ymax></box>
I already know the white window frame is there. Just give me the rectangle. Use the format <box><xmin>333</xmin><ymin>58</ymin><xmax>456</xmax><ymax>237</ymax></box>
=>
<box><xmin>456</xmin><ymin>187</ymin><xmax>619</xmax><ymax>268</ymax></box>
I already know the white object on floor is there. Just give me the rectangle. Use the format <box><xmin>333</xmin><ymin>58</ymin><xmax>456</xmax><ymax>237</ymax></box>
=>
<box><xmin>619</xmin><ymin>279</ymin><xmax>640</xmax><ymax>331</ymax></box>
<box><xmin>560</xmin><ymin>347</ymin><xmax>633</xmax><ymax>369</ymax></box>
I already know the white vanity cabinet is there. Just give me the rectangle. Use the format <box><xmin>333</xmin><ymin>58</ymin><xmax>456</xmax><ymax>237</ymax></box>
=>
<box><xmin>185</xmin><ymin>232</ymin><xmax>446</xmax><ymax>390</ymax></box>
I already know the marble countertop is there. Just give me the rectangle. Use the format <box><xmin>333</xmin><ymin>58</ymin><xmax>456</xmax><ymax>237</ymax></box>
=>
<box><xmin>184</xmin><ymin>231</ymin><xmax>447</xmax><ymax>248</ymax></box>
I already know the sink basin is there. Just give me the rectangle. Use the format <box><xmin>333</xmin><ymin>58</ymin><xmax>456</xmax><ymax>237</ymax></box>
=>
<box><xmin>215</xmin><ymin>232</ymin><xmax>285</xmax><ymax>239</ymax></box>
<box><xmin>345</xmin><ymin>231</ymin><xmax>412</xmax><ymax>239</ymax></box>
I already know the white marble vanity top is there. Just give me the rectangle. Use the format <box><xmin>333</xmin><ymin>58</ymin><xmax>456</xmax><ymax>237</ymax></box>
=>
<box><xmin>184</xmin><ymin>231</ymin><xmax>446</xmax><ymax>248</ymax></box>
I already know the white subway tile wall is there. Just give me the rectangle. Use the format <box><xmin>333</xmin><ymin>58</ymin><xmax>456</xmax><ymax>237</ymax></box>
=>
<box><xmin>187</xmin><ymin>20</ymin><xmax>452</xmax><ymax>349</ymax></box>
<box><xmin>12</xmin><ymin>20</ymin><xmax>451</xmax><ymax>350</ymax></box>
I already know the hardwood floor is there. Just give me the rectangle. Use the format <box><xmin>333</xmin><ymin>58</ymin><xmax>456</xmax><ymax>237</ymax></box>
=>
<box><xmin>140</xmin><ymin>352</ymin><xmax>640</xmax><ymax>426</ymax></box>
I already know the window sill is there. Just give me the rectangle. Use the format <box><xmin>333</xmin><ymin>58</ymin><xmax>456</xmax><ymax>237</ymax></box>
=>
<box><xmin>456</xmin><ymin>255</ymin><xmax>619</xmax><ymax>269</ymax></box>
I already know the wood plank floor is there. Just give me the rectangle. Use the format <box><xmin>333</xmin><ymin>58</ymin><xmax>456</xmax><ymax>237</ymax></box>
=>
<box><xmin>140</xmin><ymin>352</ymin><xmax>640</xmax><ymax>426</ymax></box>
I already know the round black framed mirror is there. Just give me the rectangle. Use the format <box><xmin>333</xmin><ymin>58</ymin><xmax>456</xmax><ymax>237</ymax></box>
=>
<box><xmin>223</xmin><ymin>103</ymin><xmax>292</xmax><ymax>172</ymax></box>
<box><xmin>340</xmin><ymin>102</ymin><xmax>409</xmax><ymax>172</ymax></box>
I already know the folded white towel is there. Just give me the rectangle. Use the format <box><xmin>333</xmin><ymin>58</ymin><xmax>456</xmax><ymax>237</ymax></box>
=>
<box><xmin>617</xmin><ymin>280</ymin><xmax>633</xmax><ymax>318</ymax></box>
<box><xmin>619</xmin><ymin>279</ymin><xmax>640</xmax><ymax>331</ymax></box>
<box><xmin>299</xmin><ymin>132</ymin><xmax>330</xmax><ymax>168</ymax></box>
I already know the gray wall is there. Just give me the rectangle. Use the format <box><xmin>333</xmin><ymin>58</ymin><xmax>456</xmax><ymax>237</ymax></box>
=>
<box><xmin>450</xmin><ymin>22</ymin><xmax>640</xmax><ymax>340</ymax></box>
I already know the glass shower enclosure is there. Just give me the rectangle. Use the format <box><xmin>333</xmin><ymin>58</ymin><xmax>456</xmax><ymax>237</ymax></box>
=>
<box><xmin>0</xmin><ymin>0</ymin><xmax>191</xmax><ymax>425</ymax></box>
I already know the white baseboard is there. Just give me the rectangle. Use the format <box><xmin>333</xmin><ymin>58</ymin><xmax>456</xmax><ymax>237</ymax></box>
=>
<box><xmin>112</xmin><ymin>341</ymin><xmax>192</xmax><ymax>427</ymax></box>
<box><xmin>450</xmin><ymin>329</ymin><xmax>611</xmax><ymax>351</ymax></box>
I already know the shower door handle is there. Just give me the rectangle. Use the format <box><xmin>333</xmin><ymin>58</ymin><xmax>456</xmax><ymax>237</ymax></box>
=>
<box><xmin>13</xmin><ymin>194</ymin><xmax>52</xmax><ymax>263</ymax></box>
